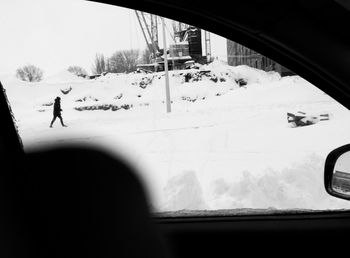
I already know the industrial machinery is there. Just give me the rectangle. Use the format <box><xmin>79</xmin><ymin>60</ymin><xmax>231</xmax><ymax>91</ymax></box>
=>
<box><xmin>135</xmin><ymin>11</ymin><xmax>211</xmax><ymax>72</ymax></box>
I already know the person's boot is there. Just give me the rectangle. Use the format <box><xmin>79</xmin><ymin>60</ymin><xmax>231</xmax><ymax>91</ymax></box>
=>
<box><xmin>60</xmin><ymin>118</ymin><xmax>67</xmax><ymax>127</ymax></box>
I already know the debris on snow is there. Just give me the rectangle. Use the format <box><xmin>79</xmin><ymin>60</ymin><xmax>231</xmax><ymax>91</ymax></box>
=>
<box><xmin>75</xmin><ymin>96</ymin><xmax>99</xmax><ymax>102</ymax></box>
<box><xmin>61</xmin><ymin>86</ymin><xmax>72</xmax><ymax>95</ymax></box>
<box><xmin>75</xmin><ymin>103</ymin><xmax>132</xmax><ymax>111</ymax></box>
<box><xmin>287</xmin><ymin>111</ymin><xmax>332</xmax><ymax>128</ymax></box>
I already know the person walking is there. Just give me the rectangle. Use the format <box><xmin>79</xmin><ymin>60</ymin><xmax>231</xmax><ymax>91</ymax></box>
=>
<box><xmin>50</xmin><ymin>97</ymin><xmax>67</xmax><ymax>128</ymax></box>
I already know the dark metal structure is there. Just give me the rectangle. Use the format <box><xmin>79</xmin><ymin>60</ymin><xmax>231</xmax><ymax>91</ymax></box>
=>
<box><xmin>136</xmin><ymin>12</ymin><xmax>209</xmax><ymax>71</ymax></box>
<box><xmin>135</xmin><ymin>11</ymin><xmax>160</xmax><ymax>60</ymax></box>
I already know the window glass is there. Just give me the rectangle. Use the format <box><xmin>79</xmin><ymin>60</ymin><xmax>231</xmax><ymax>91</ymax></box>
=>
<box><xmin>2</xmin><ymin>0</ymin><xmax>350</xmax><ymax>216</ymax></box>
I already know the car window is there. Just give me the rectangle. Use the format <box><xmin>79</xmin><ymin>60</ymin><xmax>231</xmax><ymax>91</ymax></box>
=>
<box><xmin>2</xmin><ymin>0</ymin><xmax>350</xmax><ymax>216</ymax></box>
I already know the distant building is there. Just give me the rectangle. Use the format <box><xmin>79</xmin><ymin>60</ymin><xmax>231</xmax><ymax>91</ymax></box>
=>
<box><xmin>226</xmin><ymin>39</ymin><xmax>294</xmax><ymax>76</ymax></box>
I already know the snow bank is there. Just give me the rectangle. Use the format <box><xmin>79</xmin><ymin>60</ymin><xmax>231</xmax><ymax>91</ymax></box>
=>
<box><xmin>11</xmin><ymin>63</ymin><xmax>284</xmax><ymax>116</ymax></box>
<box><xmin>43</xmin><ymin>70</ymin><xmax>87</xmax><ymax>84</ymax></box>
<box><xmin>162</xmin><ymin>170</ymin><xmax>208</xmax><ymax>211</ymax></box>
<box><xmin>207</xmin><ymin>154</ymin><xmax>350</xmax><ymax>210</ymax></box>
<box><xmin>157</xmin><ymin>154</ymin><xmax>350</xmax><ymax>212</ymax></box>
<box><xmin>204</xmin><ymin>60</ymin><xmax>281</xmax><ymax>85</ymax></box>
<box><xmin>0</xmin><ymin>73</ymin><xmax>19</xmax><ymax>84</ymax></box>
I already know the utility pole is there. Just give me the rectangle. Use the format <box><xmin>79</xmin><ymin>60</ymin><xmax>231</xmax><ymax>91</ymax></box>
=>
<box><xmin>205</xmin><ymin>30</ymin><xmax>211</xmax><ymax>63</ymax></box>
<box><xmin>162</xmin><ymin>17</ymin><xmax>171</xmax><ymax>113</ymax></box>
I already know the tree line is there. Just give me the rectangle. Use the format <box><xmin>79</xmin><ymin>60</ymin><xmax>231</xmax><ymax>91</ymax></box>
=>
<box><xmin>91</xmin><ymin>48</ymin><xmax>150</xmax><ymax>75</ymax></box>
<box><xmin>15</xmin><ymin>48</ymin><xmax>151</xmax><ymax>82</ymax></box>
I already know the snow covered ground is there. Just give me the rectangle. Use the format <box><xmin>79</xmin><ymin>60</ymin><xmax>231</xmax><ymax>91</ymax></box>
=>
<box><xmin>3</xmin><ymin>61</ymin><xmax>350</xmax><ymax>213</ymax></box>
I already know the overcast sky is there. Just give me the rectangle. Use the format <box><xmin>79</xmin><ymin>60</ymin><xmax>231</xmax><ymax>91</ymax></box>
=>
<box><xmin>0</xmin><ymin>0</ymin><xmax>227</xmax><ymax>78</ymax></box>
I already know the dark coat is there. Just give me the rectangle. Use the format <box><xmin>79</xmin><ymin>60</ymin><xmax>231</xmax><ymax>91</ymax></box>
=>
<box><xmin>53</xmin><ymin>100</ymin><xmax>62</xmax><ymax>116</ymax></box>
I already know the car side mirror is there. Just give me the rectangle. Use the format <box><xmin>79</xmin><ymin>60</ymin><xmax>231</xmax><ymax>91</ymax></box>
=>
<box><xmin>325</xmin><ymin>144</ymin><xmax>350</xmax><ymax>200</ymax></box>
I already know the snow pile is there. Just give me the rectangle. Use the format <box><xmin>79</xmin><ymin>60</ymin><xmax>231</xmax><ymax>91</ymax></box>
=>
<box><xmin>28</xmin><ymin>63</ymin><xmax>284</xmax><ymax>115</ymax></box>
<box><xmin>204</xmin><ymin>60</ymin><xmax>281</xmax><ymax>85</ymax></box>
<box><xmin>162</xmin><ymin>171</ymin><xmax>208</xmax><ymax>211</ymax></box>
<box><xmin>0</xmin><ymin>73</ymin><xmax>19</xmax><ymax>84</ymax></box>
<box><xmin>43</xmin><ymin>70</ymin><xmax>87</xmax><ymax>84</ymax></box>
<box><xmin>207</xmin><ymin>154</ymin><xmax>345</xmax><ymax>210</ymax></box>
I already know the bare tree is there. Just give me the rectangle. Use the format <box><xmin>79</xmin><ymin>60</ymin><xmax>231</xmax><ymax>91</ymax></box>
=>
<box><xmin>123</xmin><ymin>49</ymin><xmax>140</xmax><ymax>72</ymax></box>
<box><xmin>109</xmin><ymin>49</ymin><xmax>140</xmax><ymax>73</ymax></box>
<box><xmin>16</xmin><ymin>65</ymin><xmax>43</xmax><ymax>82</ymax></box>
<box><xmin>105</xmin><ymin>58</ymin><xmax>112</xmax><ymax>73</ymax></box>
<box><xmin>67</xmin><ymin>66</ymin><xmax>88</xmax><ymax>77</ymax></box>
<box><xmin>108</xmin><ymin>51</ymin><xmax>125</xmax><ymax>73</ymax></box>
<box><xmin>140</xmin><ymin>48</ymin><xmax>152</xmax><ymax>64</ymax></box>
<box><xmin>91</xmin><ymin>53</ymin><xmax>107</xmax><ymax>75</ymax></box>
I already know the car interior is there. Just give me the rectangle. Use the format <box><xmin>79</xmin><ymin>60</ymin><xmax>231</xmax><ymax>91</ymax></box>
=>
<box><xmin>1</xmin><ymin>0</ymin><xmax>350</xmax><ymax>257</ymax></box>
